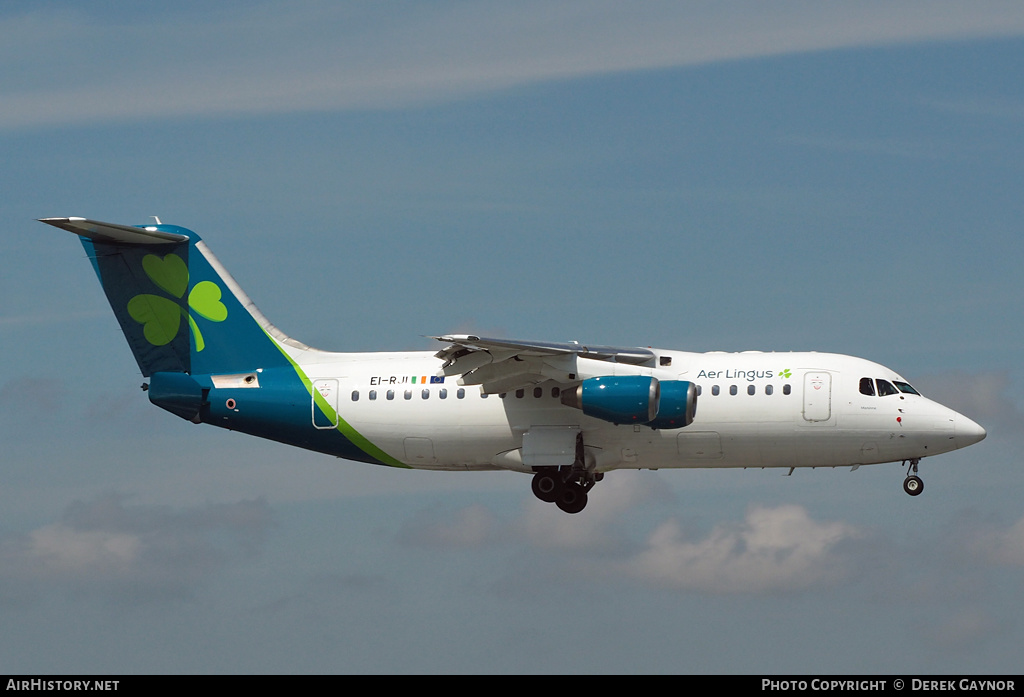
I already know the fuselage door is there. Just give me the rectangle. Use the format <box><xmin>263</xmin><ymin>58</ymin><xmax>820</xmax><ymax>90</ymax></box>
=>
<box><xmin>404</xmin><ymin>437</ymin><xmax>436</xmax><ymax>465</ymax></box>
<box><xmin>313</xmin><ymin>378</ymin><xmax>339</xmax><ymax>429</ymax></box>
<box><xmin>802</xmin><ymin>372</ymin><xmax>832</xmax><ymax>422</ymax></box>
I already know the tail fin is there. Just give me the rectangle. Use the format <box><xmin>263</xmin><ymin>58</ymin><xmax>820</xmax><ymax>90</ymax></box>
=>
<box><xmin>42</xmin><ymin>217</ymin><xmax>293</xmax><ymax>377</ymax></box>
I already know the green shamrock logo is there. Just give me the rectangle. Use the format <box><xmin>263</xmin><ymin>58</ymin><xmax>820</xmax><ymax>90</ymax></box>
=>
<box><xmin>127</xmin><ymin>253</ymin><xmax>227</xmax><ymax>352</ymax></box>
<box><xmin>779</xmin><ymin>368</ymin><xmax>792</xmax><ymax>379</ymax></box>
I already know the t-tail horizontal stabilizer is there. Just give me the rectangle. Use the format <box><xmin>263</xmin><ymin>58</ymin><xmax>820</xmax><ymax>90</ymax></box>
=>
<box><xmin>41</xmin><ymin>216</ymin><xmax>290</xmax><ymax>377</ymax></box>
<box><xmin>39</xmin><ymin>217</ymin><xmax>189</xmax><ymax>245</ymax></box>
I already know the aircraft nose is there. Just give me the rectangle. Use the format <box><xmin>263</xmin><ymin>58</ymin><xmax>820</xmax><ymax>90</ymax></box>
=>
<box><xmin>954</xmin><ymin>414</ymin><xmax>987</xmax><ymax>449</ymax></box>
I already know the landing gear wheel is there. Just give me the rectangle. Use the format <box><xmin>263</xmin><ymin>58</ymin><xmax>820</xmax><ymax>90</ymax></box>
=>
<box><xmin>903</xmin><ymin>475</ymin><xmax>924</xmax><ymax>496</ymax></box>
<box><xmin>533</xmin><ymin>433</ymin><xmax>595</xmax><ymax>513</ymax></box>
<box><xmin>556</xmin><ymin>484</ymin><xmax>588</xmax><ymax>514</ymax></box>
<box><xmin>531</xmin><ymin>470</ymin><xmax>561</xmax><ymax>503</ymax></box>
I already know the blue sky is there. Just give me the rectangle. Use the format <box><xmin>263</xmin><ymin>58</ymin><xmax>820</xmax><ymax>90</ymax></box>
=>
<box><xmin>2</xmin><ymin>1</ymin><xmax>1023</xmax><ymax>674</ymax></box>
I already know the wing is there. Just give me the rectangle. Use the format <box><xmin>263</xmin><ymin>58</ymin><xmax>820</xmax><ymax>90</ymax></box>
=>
<box><xmin>432</xmin><ymin>334</ymin><xmax>656</xmax><ymax>394</ymax></box>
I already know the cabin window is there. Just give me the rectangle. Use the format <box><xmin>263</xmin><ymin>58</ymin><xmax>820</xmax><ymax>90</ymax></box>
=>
<box><xmin>765</xmin><ymin>384</ymin><xmax>773</xmax><ymax>396</ymax></box>
<box><xmin>534</xmin><ymin>387</ymin><xmax>543</xmax><ymax>398</ymax></box>
<box><xmin>404</xmin><ymin>390</ymin><xmax>412</xmax><ymax>400</ymax></box>
<box><xmin>422</xmin><ymin>389</ymin><xmax>429</xmax><ymax>400</ymax></box>
<box><xmin>480</xmin><ymin>391</ymin><xmax>488</xmax><ymax>398</ymax></box>
<box><xmin>894</xmin><ymin>381</ymin><xmax>920</xmax><ymax>396</ymax></box>
<box><xmin>386</xmin><ymin>390</ymin><xmax>395</xmax><ymax>400</ymax></box>
<box><xmin>551</xmin><ymin>387</ymin><xmax>560</xmax><ymax>398</ymax></box>
<box><xmin>499</xmin><ymin>393</ymin><xmax>507</xmax><ymax>399</ymax></box>
<box><xmin>696</xmin><ymin>385</ymin><xmax>702</xmax><ymax>396</ymax></box>
<box><xmin>729</xmin><ymin>385</ymin><xmax>738</xmax><ymax>396</ymax></box>
<box><xmin>457</xmin><ymin>388</ymin><xmax>465</xmax><ymax>399</ymax></box>
<box><xmin>748</xmin><ymin>385</ymin><xmax>756</xmax><ymax>395</ymax></box>
<box><xmin>515</xmin><ymin>389</ymin><xmax>524</xmax><ymax>398</ymax></box>
<box><xmin>439</xmin><ymin>389</ymin><xmax>447</xmax><ymax>399</ymax></box>
<box><xmin>783</xmin><ymin>384</ymin><xmax>791</xmax><ymax>395</ymax></box>
<box><xmin>712</xmin><ymin>385</ymin><xmax>720</xmax><ymax>396</ymax></box>
<box><xmin>860</xmin><ymin>377</ymin><xmax>875</xmax><ymax>396</ymax></box>
<box><xmin>369</xmin><ymin>390</ymin><xmax>377</xmax><ymax>400</ymax></box>
<box><xmin>351</xmin><ymin>391</ymin><xmax>359</xmax><ymax>401</ymax></box>
<box><xmin>876</xmin><ymin>379</ymin><xmax>899</xmax><ymax>396</ymax></box>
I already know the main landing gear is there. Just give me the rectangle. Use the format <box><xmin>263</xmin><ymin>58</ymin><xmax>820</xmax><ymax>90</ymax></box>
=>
<box><xmin>530</xmin><ymin>432</ymin><xmax>601</xmax><ymax>514</ymax></box>
<box><xmin>902</xmin><ymin>458</ymin><xmax>924</xmax><ymax>496</ymax></box>
<box><xmin>531</xmin><ymin>467</ymin><xmax>601</xmax><ymax>514</ymax></box>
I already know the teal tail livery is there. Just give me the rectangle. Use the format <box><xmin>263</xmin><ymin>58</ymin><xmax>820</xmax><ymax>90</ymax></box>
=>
<box><xmin>43</xmin><ymin>217</ymin><xmax>288</xmax><ymax>376</ymax></box>
<box><xmin>41</xmin><ymin>217</ymin><xmax>403</xmax><ymax>468</ymax></box>
<box><xmin>43</xmin><ymin>216</ymin><xmax>988</xmax><ymax>514</ymax></box>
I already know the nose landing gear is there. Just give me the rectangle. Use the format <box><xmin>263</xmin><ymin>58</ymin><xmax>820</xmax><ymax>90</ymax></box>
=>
<box><xmin>902</xmin><ymin>458</ymin><xmax>924</xmax><ymax>496</ymax></box>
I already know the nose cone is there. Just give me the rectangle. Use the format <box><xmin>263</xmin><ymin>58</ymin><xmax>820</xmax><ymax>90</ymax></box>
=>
<box><xmin>954</xmin><ymin>415</ymin><xmax>987</xmax><ymax>449</ymax></box>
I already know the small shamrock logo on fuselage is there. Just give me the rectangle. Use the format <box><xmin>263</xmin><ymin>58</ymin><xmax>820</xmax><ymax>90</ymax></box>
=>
<box><xmin>779</xmin><ymin>368</ymin><xmax>793</xmax><ymax>379</ymax></box>
<box><xmin>127</xmin><ymin>253</ymin><xmax>227</xmax><ymax>352</ymax></box>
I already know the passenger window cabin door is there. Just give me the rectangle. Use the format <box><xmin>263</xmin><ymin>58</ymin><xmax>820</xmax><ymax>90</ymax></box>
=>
<box><xmin>313</xmin><ymin>378</ymin><xmax>339</xmax><ymax>429</ymax></box>
<box><xmin>802</xmin><ymin>372</ymin><xmax>832</xmax><ymax>422</ymax></box>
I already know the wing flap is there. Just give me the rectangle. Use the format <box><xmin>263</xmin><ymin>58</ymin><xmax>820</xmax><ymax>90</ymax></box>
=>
<box><xmin>433</xmin><ymin>334</ymin><xmax>656</xmax><ymax>393</ymax></box>
<box><xmin>434</xmin><ymin>335</ymin><xmax>654</xmax><ymax>365</ymax></box>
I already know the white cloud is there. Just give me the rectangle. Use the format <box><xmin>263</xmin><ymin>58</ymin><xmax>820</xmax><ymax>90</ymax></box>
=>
<box><xmin>0</xmin><ymin>493</ymin><xmax>274</xmax><ymax>596</ymax></box>
<box><xmin>27</xmin><ymin>524</ymin><xmax>141</xmax><ymax>574</ymax></box>
<box><xmin>625</xmin><ymin>504</ymin><xmax>862</xmax><ymax>593</ymax></box>
<box><xmin>518</xmin><ymin>471</ymin><xmax>671</xmax><ymax>551</ymax></box>
<box><xmin>5</xmin><ymin>1</ymin><xmax>1024</xmax><ymax>129</ymax></box>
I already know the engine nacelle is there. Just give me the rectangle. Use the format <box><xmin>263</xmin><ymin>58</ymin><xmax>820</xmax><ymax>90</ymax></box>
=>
<box><xmin>560</xmin><ymin>375</ymin><xmax>660</xmax><ymax>425</ymax></box>
<box><xmin>647</xmin><ymin>380</ymin><xmax>697</xmax><ymax>429</ymax></box>
<box><xmin>560</xmin><ymin>376</ymin><xmax>697</xmax><ymax>428</ymax></box>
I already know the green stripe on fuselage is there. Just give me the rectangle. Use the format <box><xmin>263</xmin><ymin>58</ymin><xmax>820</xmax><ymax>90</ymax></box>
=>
<box><xmin>266</xmin><ymin>330</ymin><xmax>408</xmax><ymax>469</ymax></box>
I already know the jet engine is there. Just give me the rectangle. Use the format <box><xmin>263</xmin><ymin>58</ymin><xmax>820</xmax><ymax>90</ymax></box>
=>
<box><xmin>648</xmin><ymin>379</ymin><xmax>697</xmax><ymax>429</ymax></box>
<box><xmin>560</xmin><ymin>376</ymin><xmax>696</xmax><ymax>429</ymax></box>
<box><xmin>559</xmin><ymin>375</ymin><xmax>659</xmax><ymax>424</ymax></box>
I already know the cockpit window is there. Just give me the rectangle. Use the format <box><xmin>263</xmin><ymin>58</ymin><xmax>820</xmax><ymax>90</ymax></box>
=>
<box><xmin>893</xmin><ymin>381</ymin><xmax>920</xmax><ymax>396</ymax></box>
<box><xmin>875</xmin><ymin>379</ymin><xmax>900</xmax><ymax>396</ymax></box>
<box><xmin>859</xmin><ymin>377</ymin><xmax>875</xmax><ymax>396</ymax></box>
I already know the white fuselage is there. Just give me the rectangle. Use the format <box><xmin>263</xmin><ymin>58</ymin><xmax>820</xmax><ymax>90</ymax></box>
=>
<box><xmin>46</xmin><ymin>216</ymin><xmax>987</xmax><ymax>513</ymax></box>
<box><xmin>290</xmin><ymin>346</ymin><xmax>983</xmax><ymax>473</ymax></box>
